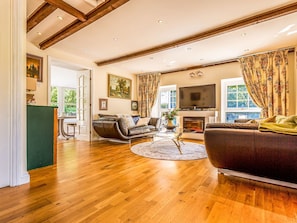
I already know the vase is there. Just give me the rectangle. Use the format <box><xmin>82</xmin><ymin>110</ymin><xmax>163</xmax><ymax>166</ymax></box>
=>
<box><xmin>166</xmin><ymin>119</ymin><xmax>175</xmax><ymax>130</ymax></box>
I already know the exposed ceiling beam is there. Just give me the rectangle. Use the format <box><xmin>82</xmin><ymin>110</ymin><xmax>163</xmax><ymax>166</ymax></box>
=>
<box><xmin>44</xmin><ymin>0</ymin><xmax>87</xmax><ymax>22</ymax></box>
<box><xmin>39</xmin><ymin>0</ymin><xmax>130</xmax><ymax>50</ymax></box>
<box><xmin>95</xmin><ymin>2</ymin><xmax>297</xmax><ymax>66</ymax></box>
<box><xmin>27</xmin><ymin>2</ymin><xmax>57</xmax><ymax>32</ymax></box>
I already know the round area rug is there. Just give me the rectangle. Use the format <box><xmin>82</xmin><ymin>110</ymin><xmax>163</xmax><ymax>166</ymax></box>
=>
<box><xmin>130</xmin><ymin>140</ymin><xmax>207</xmax><ymax>161</ymax></box>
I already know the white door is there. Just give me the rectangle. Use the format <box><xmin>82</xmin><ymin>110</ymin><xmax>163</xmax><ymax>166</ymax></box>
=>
<box><xmin>76</xmin><ymin>70</ymin><xmax>91</xmax><ymax>141</ymax></box>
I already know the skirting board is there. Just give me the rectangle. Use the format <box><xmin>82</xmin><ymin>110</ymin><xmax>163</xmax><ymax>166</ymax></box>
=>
<box><xmin>218</xmin><ymin>168</ymin><xmax>297</xmax><ymax>189</ymax></box>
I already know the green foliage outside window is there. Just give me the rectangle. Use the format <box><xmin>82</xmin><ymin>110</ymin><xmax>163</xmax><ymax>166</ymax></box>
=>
<box><xmin>64</xmin><ymin>89</ymin><xmax>76</xmax><ymax>115</ymax></box>
<box><xmin>227</xmin><ymin>85</ymin><xmax>257</xmax><ymax>108</ymax></box>
<box><xmin>50</xmin><ymin>87</ymin><xmax>58</xmax><ymax>107</ymax></box>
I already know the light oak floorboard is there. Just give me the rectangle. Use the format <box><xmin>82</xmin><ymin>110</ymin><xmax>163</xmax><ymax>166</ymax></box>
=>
<box><xmin>0</xmin><ymin>138</ymin><xmax>297</xmax><ymax>223</ymax></box>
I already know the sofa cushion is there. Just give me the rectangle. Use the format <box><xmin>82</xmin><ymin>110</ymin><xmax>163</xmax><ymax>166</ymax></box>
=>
<box><xmin>116</xmin><ymin>114</ymin><xmax>135</xmax><ymax>136</ymax></box>
<box><xmin>136</xmin><ymin>117</ymin><xmax>151</xmax><ymax>126</ymax></box>
<box><xmin>128</xmin><ymin>125</ymin><xmax>151</xmax><ymax>136</ymax></box>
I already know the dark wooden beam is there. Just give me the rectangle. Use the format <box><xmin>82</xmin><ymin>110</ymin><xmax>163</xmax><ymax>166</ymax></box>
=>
<box><xmin>39</xmin><ymin>0</ymin><xmax>130</xmax><ymax>50</ymax></box>
<box><xmin>44</xmin><ymin>0</ymin><xmax>87</xmax><ymax>22</ymax></box>
<box><xmin>27</xmin><ymin>2</ymin><xmax>57</xmax><ymax>32</ymax></box>
<box><xmin>95</xmin><ymin>2</ymin><xmax>297</xmax><ymax>66</ymax></box>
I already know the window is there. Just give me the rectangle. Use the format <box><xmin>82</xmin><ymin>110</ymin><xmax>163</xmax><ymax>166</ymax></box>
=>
<box><xmin>221</xmin><ymin>78</ymin><xmax>261</xmax><ymax>123</ymax></box>
<box><xmin>51</xmin><ymin>86</ymin><xmax>77</xmax><ymax>116</ymax></box>
<box><xmin>151</xmin><ymin>85</ymin><xmax>176</xmax><ymax>120</ymax></box>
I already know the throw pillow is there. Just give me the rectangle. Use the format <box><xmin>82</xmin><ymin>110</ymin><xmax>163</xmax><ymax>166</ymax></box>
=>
<box><xmin>136</xmin><ymin>117</ymin><xmax>151</xmax><ymax>126</ymax></box>
<box><xmin>117</xmin><ymin>114</ymin><xmax>135</xmax><ymax>127</ymax></box>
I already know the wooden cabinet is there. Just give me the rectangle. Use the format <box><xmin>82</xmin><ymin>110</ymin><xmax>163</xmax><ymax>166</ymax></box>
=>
<box><xmin>27</xmin><ymin>105</ymin><xmax>57</xmax><ymax>170</ymax></box>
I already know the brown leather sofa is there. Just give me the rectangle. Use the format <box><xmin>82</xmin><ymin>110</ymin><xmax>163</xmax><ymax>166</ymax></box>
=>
<box><xmin>204</xmin><ymin>123</ymin><xmax>297</xmax><ymax>185</ymax></box>
<box><xmin>92</xmin><ymin>114</ymin><xmax>160</xmax><ymax>142</ymax></box>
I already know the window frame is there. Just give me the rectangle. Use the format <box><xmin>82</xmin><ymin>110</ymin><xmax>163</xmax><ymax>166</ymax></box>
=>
<box><xmin>221</xmin><ymin>77</ymin><xmax>261</xmax><ymax>122</ymax></box>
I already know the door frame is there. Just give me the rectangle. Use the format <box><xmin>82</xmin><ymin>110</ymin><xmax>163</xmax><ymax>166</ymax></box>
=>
<box><xmin>48</xmin><ymin>57</ymin><xmax>93</xmax><ymax>141</ymax></box>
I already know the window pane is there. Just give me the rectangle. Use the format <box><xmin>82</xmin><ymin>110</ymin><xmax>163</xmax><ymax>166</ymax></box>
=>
<box><xmin>64</xmin><ymin>88</ymin><xmax>76</xmax><ymax>115</ymax></box>
<box><xmin>238</xmin><ymin>92</ymin><xmax>248</xmax><ymax>100</ymax></box>
<box><xmin>227</xmin><ymin>101</ymin><xmax>237</xmax><ymax>108</ymax></box>
<box><xmin>227</xmin><ymin>93</ymin><xmax>237</xmax><ymax>100</ymax></box>
<box><xmin>249</xmin><ymin>100</ymin><xmax>256</xmax><ymax>107</ymax></box>
<box><xmin>238</xmin><ymin>100</ymin><xmax>248</xmax><ymax>108</ymax></box>
<box><xmin>238</xmin><ymin>85</ymin><xmax>247</xmax><ymax>92</ymax></box>
<box><xmin>50</xmin><ymin>87</ymin><xmax>58</xmax><ymax>106</ymax></box>
<box><xmin>227</xmin><ymin>85</ymin><xmax>237</xmax><ymax>92</ymax></box>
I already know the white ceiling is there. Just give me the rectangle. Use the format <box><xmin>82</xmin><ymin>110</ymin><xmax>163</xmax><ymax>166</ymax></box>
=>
<box><xmin>27</xmin><ymin>0</ymin><xmax>297</xmax><ymax>74</ymax></box>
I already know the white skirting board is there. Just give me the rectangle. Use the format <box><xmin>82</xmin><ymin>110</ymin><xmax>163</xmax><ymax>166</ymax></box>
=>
<box><xmin>218</xmin><ymin>168</ymin><xmax>297</xmax><ymax>189</ymax></box>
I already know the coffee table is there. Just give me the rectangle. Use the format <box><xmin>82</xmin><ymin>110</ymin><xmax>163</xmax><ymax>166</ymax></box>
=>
<box><xmin>153</xmin><ymin>130</ymin><xmax>184</xmax><ymax>154</ymax></box>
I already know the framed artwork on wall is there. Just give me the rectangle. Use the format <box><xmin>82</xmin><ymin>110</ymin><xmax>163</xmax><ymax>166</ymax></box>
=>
<box><xmin>26</xmin><ymin>54</ymin><xmax>43</xmax><ymax>82</ymax></box>
<box><xmin>99</xmin><ymin>98</ymin><xmax>108</xmax><ymax>110</ymax></box>
<box><xmin>131</xmin><ymin>100</ymin><xmax>138</xmax><ymax>111</ymax></box>
<box><xmin>108</xmin><ymin>74</ymin><xmax>131</xmax><ymax>99</ymax></box>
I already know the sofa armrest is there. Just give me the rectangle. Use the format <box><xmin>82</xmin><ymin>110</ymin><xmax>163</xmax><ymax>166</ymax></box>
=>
<box><xmin>148</xmin><ymin>117</ymin><xmax>161</xmax><ymax>130</ymax></box>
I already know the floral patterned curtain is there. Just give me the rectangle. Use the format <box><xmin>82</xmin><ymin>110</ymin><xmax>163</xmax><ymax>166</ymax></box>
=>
<box><xmin>137</xmin><ymin>73</ymin><xmax>161</xmax><ymax>117</ymax></box>
<box><xmin>239</xmin><ymin>49</ymin><xmax>289</xmax><ymax>118</ymax></box>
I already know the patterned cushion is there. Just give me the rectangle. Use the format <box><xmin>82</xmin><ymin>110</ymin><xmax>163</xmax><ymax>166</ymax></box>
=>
<box><xmin>117</xmin><ymin>114</ymin><xmax>135</xmax><ymax>135</ymax></box>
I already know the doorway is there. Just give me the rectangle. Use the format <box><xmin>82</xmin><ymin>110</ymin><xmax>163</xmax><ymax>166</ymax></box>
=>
<box><xmin>48</xmin><ymin>57</ymin><xmax>92</xmax><ymax>141</ymax></box>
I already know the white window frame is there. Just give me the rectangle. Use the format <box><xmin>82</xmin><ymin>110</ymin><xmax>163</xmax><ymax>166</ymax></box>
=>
<box><xmin>153</xmin><ymin>85</ymin><xmax>177</xmax><ymax>118</ymax></box>
<box><xmin>221</xmin><ymin>77</ymin><xmax>261</xmax><ymax>122</ymax></box>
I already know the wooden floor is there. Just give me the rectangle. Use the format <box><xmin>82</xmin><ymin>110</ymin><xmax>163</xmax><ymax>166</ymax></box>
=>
<box><xmin>1</xmin><ymin>138</ymin><xmax>297</xmax><ymax>223</ymax></box>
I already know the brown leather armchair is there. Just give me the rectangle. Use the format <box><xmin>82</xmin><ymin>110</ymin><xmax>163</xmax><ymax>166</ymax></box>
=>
<box><xmin>204</xmin><ymin>123</ymin><xmax>297</xmax><ymax>186</ymax></box>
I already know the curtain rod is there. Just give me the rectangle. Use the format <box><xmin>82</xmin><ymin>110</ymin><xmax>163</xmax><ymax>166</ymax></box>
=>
<box><xmin>239</xmin><ymin>46</ymin><xmax>295</xmax><ymax>59</ymax></box>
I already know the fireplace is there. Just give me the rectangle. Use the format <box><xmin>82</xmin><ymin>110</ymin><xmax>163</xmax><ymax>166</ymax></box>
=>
<box><xmin>183</xmin><ymin>117</ymin><xmax>205</xmax><ymax>133</ymax></box>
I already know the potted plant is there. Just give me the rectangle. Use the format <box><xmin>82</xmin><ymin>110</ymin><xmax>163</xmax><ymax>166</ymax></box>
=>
<box><xmin>162</xmin><ymin>108</ymin><xmax>179</xmax><ymax>128</ymax></box>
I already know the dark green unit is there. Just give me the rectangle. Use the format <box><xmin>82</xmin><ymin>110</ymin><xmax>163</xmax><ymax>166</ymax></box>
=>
<box><xmin>27</xmin><ymin>105</ymin><xmax>55</xmax><ymax>170</ymax></box>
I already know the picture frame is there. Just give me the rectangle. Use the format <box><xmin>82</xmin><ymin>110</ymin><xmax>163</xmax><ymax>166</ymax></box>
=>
<box><xmin>108</xmin><ymin>74</ymin><xmax>131</xmax><ymax>99</ymax></box>
<box><xmin>131</xmin><ymin>100</ymin><xmax>138</xmax><ymax>111</ymax></box>
<box><xmin>26</xmin><ymin>54</ymin><xmax>43</xmax><ymax>82</ymax></box>
<box><xmin>99</xmin><ymin>98</ymin><xmax>108</xmax><ymax>110</ymax></box>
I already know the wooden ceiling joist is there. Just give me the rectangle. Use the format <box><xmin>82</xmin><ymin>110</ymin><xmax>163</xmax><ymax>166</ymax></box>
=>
<box><xmin>95</xmin><ymin>2</ymin><xmax>297</xmax><ymax>66</ymax></box>
<box><xmin>27</xmin><ymin>2</ymin><xmax>57</xmax><ymax>32</ymax></box>
<box><xmin>39</xmin><ymin>0</ymin><xmax>130</xmax><ymax>50</ymax></box>
<box><xmin>44</xmin><ymin>0</ymin><xmax>87</xmax><ymax>22</ymax></box>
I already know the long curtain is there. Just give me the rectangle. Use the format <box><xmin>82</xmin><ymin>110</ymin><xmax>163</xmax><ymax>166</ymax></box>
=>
<box><xmin>137</xmin><ymin>73</ymin><xmax>161</xmax><ymax>117</ymax></box>
<box><xmin>239</xmin><ymin>49</ymin><xmax>289</xmax><ymax>118</ymax></box>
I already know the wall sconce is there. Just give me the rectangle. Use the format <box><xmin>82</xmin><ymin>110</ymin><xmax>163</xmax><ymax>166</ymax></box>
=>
<box><xmin>189</xmin><ymin>70</ymin><xmax>204</xmax><ymax>78</ymax></box>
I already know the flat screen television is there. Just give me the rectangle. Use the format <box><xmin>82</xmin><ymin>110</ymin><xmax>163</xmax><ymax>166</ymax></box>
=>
<box><xmin>179</xmin><ymin>84</ymin><xmax>216</xmax><ymax>110</ymax></box>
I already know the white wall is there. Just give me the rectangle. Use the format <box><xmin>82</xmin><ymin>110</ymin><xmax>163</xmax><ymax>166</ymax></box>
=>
<box><xmin>51</xmin><ymin>66</ymin><xmax>77</xmax><ymax>88</ymax></box>
<box><xmin>0</xmin><ymin>0</ymin><xmax>12</xmax><ymax>187</ymax></box>
<box><xmin>0</xmin><ymin>0</ymin><xmax>29</xmax><ymax>188</ymax></box>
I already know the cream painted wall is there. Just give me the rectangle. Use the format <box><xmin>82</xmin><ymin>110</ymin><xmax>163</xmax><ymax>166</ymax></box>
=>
<box><xmin>27</xmin><ymin>42</ymin><xmax>137</xmax><ymax>120</ymax></box>
<box><xmin>92</xmin><ymin>65</ymin><xmax>137</xmax><ymax>119</ymax></box>
<box><xmin>160</xmin><ymin>62</ymin><xmax>242</xmax><ymax>119</ymax></box>
<box><xmin>161</xmin><ymin>54</ymin><xmax>297</xmax><ymax>117</ymax></box>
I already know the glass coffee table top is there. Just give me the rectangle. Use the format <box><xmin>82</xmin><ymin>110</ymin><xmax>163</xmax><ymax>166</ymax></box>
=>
<box><xmin>153</xmin><ymin>130</ymin><xmax>184</xmax><ymax>154</ymax></box>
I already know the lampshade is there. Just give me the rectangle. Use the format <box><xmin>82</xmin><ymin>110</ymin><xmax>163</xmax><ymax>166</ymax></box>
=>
<box><xmin>26</xmin><ymin>77</ymin><xmax>37</xmax><ymax>91</ymax></box>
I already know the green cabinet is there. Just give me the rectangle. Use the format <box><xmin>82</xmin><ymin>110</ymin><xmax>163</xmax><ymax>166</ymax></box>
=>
<box><xmin>27</xmin><ymin>105</ymin><xmax>57</xmax><ymax>170</ymax></box>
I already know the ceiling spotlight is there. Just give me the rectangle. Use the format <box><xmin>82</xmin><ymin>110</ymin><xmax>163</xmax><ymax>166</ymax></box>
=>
<box><xmin>57</xmin><ymin>16</ymin><xmax>63</xmax><ymax>20</ymax></box>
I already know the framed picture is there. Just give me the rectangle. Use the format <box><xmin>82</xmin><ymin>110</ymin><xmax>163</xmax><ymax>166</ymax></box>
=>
<box><xmin>131</xmin><ymin>100</ymin><xmax>138</xmax><ymax>111</ymax></box>
<box><xmin>26</xmin><ymin>54</ymin><xmax>43</xmax><ymax>82</ymax></box>
<box><xmin>99</xmin><ymin>98</ymin><xmax>108</xmax><ymax>110</ymax></box>
<box><xmin>108</xmin><ymin>74</ymin><xmax>131</xmax><ymax>99</ymax></box>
